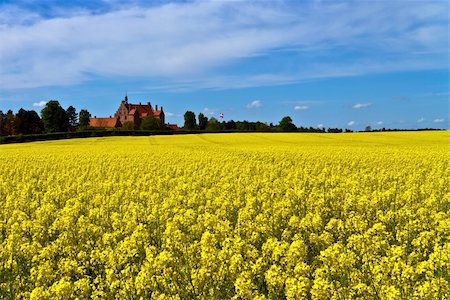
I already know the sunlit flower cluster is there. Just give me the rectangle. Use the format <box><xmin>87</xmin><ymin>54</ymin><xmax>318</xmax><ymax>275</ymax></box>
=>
<box><xmin>1</xmin><ymin>132</ymin><xmax>448</xmax><ymax>299</ymax></box>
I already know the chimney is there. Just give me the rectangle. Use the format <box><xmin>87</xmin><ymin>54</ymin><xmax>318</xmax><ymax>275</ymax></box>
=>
<box><xmin>155</xmin><ymin>105</ymin><xmax>158</xmax><ymax>111</ymax></box>
<box><xmin>147</xmin><ymin>102</ymin><xmax>150</xmax><ymax>106</ymax></box>
<box><xmin>161</xmin><ymin>106</ymin><xmax>163</xmax><ymax>111</ymax></box>
<box><xmin>94</xmin><ymin>116</ymin><xmax>97</xmax><ymax>118</ymax></box>
<box><xmin>109</xmin><ymin>115</ymin><xmax>112</xmax><ymax>118</ymax></box>
<box><xmin>139</xmin><ymin>102</ymin><xmax>141</xmax><ymax>105</ymax></box>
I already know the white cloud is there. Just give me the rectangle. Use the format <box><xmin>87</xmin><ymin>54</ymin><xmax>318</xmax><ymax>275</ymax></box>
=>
<box><xmin>417</xmin><ymin>117</ymin><xmax>425</xmax><ymax>123</ymax></box>
<box><xmin>317</xmin><ymin>124</ymin><xmax>324</xmax><ymax>128</ymax></box>
<box><xmin>246</xmin><ymin>100</ymin><xmax>262</xmax><ymax>109</ymax></box>
<box><xmin>347</xmin><ymin>121</ymin><xmax>355</xmax><ymax>126</ymax></box>
<box><xmin>294</xmin><ymin>105</ymin><xmax>309</xmax><ymax>111</ymax></box>
<box><xmin>165</xmin><ymin>112</ymin><xmax>182</xmax><ymax>118</ymax></box>
<box><xmin>0</xmin><ymin>1</ymin><xmax>446</xmax><ymax>89</ymax></box>
<box><xmin>32</xmin><ymin>100</ymin><xmax>47</xmax><ymax>107</ymax></box>
<box><xmin>352</xmin><ymin>103</ymin><xmax>372</xmax><ymax>109</ymax></box>
<box><xmin>376</xmin><ymin>121</ymin><xmax>384</xmax><ymax>125</ymax></box>
<box><xmin>433</xmin><ymin>118</ymin><xmax>445</xmax><ymax>123</ymax></box>
<box><xmin>203</xmin><ymin>107</ymin><xmax>218</xmax><ymax>116</ymax></box>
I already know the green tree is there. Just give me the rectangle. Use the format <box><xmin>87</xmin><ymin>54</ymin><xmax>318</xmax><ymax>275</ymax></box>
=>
<box><xmin>140</xmin><ymin>115</ymin><xmax>162</xmax><ymax>130</ymax></box>
<box><xmin>78</xmin><ymin>109</ymin><xmax>91</xmax><ymax>129</ymax></box>
<box><xmin>279</xmin><ymin>116</ymin><xmax>297</xmax><ymax>132</ymax></box>
<box><xmin>224</xmin><ymin>120</ymin><xmax>236</xmax><ymax>130</ymax></box>
<box><xmin>15</xmin><ymin>109</ymin><xmax>44</xmax><ymax>134</ymax></box>
<box><xmin>198</xmin><ymin>113</ymin><xmax>208</xmax><ymax>130</ymax></box>
<box><xmin>0</xmin><ymin>110</ymin><xmax>4</xmax><ymax>136</ymax></box>
<box><xmin>365</xmin><ymin>125</ymin><xmax>372</xmax><ymax>132</ymax></box>
<box><xmin>66</xmin><ymin>106</ymin><xmax>78</xmax><ymax>129</ymax></box>
<box><xmin>184</xmin><ymin>111</ymin><xmax>197</xmax><ymax>130</ymax></box>
<box><xmin>0</xmin><ymin>110</ymin><xmax>16</xmax><ymax>136</ymax></box>
<box><xmin>41</xmin><ymin>100</ymin><xmax>68</xmax><ymax>132</ymax></box>
<box><xmin>236</xmin><ymin>121</ymin><xmax>250</xmax><ymax>131</ymax></box>
<box><xmin>205</xmin><ymin>117</ymin><xmax>224</xmax><ymax>131</ymax></box>
<box><xmin>255</xmin><ymin>122</ymin><xmax>271</xmax><ymax>131</ymax></box>
<box><xmin>122</xmin><ymin>121</ymin><xmax>135</xmax><ymax>130</ymax></box>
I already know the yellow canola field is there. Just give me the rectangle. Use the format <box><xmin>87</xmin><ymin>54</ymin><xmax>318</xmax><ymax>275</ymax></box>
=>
<box><xmin>0</xmin><ymin>131</ymin><xmax>449</xmax><ymax>299</ymax></box>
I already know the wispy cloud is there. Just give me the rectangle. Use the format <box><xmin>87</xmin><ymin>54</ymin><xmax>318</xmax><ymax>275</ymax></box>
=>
<box><xmin>203</xmin><ymin>107</ymin><xmax>219</xmax><ymax>116</ymax></box>
<box><xmin>294</xmin><ymin>105</ymin><xmax>309</xmax><ymax>111</ymax></box>
<box><xmin>283</xmin><ymin>100</ymin><xmax>321</xmax><ymax>104</ymax></box>
<box><xmin>32</xmin><ymin>100</ymin><xmax>47</xmax><ymax>107</ymax></box>
<box><xmin>144</xmin><ymin>74</ymin><xmax>298</xmax><ymax>93</ymax></box>
<box><xmin>317</xmin><ymin>124</ymin><xmax>324</xmax><ymax>128</ymax></box>
<box><xmin>347</xmin><ymin>121</ymin><xmax>355</xmax><ymax>126</ymax></box>
<box><xmin>394</xmin><ymin>92</ymin><xmax>449</xmax><ymax>103</ymax></box>
<box><xmin>424</xmin><ymin>92</ymin><xmax>450</xmax><ymax>98</ymax></box>
<box><xmin>246</xmin><ymin>100</ymin><xmax>262</xmax><ymax>109</ymax></box>
<box><xmin>376</xmin><ymin>121</ymin><xmax>384</xmax><ymax>125</ymax></box>
<box><xmin>417</xmin><ymin>117</ymin><xmax>425</xmax><ymax>123</ymax></box>
<box><xmin>352</xmin><ymin>103</ymin><xmax>372</xmax><ymax>109</ymax></box>
<box><xmin>0</xmin><ymin>1</ymin><xmax>447</xmax><ymax>90</ymax></box>
<box><xmin>433</xmin><ymin>118</ymin><xmax>445</xmax><ymax>123</ymax></box>
<box><xmin>165</xmin><ymin>112</ymin><xmax>182</xmax><ymax>118</ymax></box>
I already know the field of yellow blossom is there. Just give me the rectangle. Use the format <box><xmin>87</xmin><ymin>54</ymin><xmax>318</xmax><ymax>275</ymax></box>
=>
<box><xmin>1</xmin><ymin>131</ymin><xmax>449</xmax><ymax>299</ymax></box>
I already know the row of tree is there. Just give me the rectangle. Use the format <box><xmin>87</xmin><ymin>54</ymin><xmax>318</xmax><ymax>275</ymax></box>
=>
<box><xmin>0</xmin><ymin>101</ymin><xmax>91</xmax><ymax>136</ymax></box>
<box><xmin>4</xmin><ymin>102</ymin><xmax>431</xmax><ymax>136</ymax></box>
<box><xmin>183</xmin><ymin>111</ymin><xmax>354</xmax><ymax>133</ymax></box>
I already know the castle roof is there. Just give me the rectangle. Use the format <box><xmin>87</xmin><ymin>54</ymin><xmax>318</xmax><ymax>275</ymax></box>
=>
<box><xmin>167</xmin><ymin>124</ymin><xmax>180</xmax><ymax>130</ymax></box>
<box><xmin>90</xmin><ymin>117</ymin><xmax>119</xmax><ymax>128</ymax></box>
<box><xmin>126</xmin><ymin>103</ymin><xmax>154</xmax><ymax>118</ymax></box>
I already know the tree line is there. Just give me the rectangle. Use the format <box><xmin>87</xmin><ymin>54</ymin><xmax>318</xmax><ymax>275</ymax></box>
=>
<box><xmin>183</xmin><ymin>111</ymin><xmax>353</xmax><ymax>133</ymax></box>
<box><xmin>182</xmin><ymin>111</ymin><xmax>443</xmax><ymax>133</ymax></box>
<box><xmin>0</xmin><ymin>100</ymin><xmax>91</xmax><ymax>136</ymax></box>
<box><xmin>1</xmin><ymin>102</ymin><xmax>441</xmax><ymax>137</ymax></box>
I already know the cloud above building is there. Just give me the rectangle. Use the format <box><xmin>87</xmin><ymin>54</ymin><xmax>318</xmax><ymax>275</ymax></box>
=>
<box><xmin>0</xmin><ymin>1</ymin><xmax>447</xmax><ymax>90</ymax></box>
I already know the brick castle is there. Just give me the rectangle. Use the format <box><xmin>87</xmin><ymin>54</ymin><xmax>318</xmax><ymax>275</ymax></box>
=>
<box><xmin>90</xmin><ymin>95</ymin><xmax>167</xmax><ymax>129</ymax></box>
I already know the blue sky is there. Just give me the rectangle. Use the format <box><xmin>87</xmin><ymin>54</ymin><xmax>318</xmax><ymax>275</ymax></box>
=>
<box><xmin>0</xmin><ymin>0</ymin><xmax>448</xmax><ymax>130</ymax></box>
